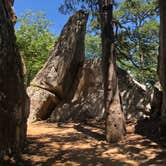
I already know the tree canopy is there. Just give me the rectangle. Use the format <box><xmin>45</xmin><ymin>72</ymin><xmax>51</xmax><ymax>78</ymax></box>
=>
<box><xmin>16</xmin><ymin>10</ymin><xmax>56</xmax><ymax>85</ymax></box>
<box><xmin>15</xmin><ymin>1</ymin><xmax>159</xmax><ymax>86</ymax></box>
<box><xmin>115</xmin><ymin>0</ymin><xmax>159</xmax><ymax>85</ymax></box>
<box><xmin>60</xmin><ymin>0</ymin><xmax>159</xmax><ymax>86</ymax></box>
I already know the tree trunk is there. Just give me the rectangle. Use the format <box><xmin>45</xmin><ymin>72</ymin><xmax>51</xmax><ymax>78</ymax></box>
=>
<box><xmin>99</xmin><ymin>0</ymin><xmax>126</xmax><ymax>143</ymax></box>
<box><xmin>158</xmin><ymin>0</ymin><xmax>166</xmax><ymax>132</ymax></box>
<box><xmin>0</xmin><ymin>0</ymin><xmax>29</xmax><ymax>160</ymax></box>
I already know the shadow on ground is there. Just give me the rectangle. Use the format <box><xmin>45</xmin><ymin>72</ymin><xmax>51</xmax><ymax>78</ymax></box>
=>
<box><xmin>8</xmin><ymin>121</ymin><xmax>166</xmax><ymax>166</ymax></box>
<box><xmin>135</xmin><ymin>118</ymin><xmax>166</xmax><ymax>147</ymax></box>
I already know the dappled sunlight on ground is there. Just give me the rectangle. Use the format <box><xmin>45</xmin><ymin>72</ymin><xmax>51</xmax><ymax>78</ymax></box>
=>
<box><xmin>19</xmin><ymin>121</ymin><xmax>166</xmax><ymax>166</ymax></box>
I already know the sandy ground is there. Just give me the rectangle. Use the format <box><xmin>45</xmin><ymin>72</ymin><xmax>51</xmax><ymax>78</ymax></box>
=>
<box><xmin>15</xmin><ymin>120</ymin><xmax>166</xmax><ymax>166</ymax></box>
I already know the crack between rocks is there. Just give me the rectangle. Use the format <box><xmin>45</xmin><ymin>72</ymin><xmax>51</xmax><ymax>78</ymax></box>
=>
<box><xmin>30</xmin><ymin>83</ymin><xmax>63</xmax><ymax>101</ymax></box>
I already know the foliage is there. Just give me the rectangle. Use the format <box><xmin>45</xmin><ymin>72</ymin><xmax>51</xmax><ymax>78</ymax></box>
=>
<box><xmin>16</xmin><ymin>1</ymin><xmax>159</xmax><ymax>86</ymax></box>
<box><xmin>85</xmin><ymin>34</ymin><xmax>101</xmax><ymax>59</ymax></box>
<box><xmin>114</xmin><ymin>0</ymin><xmax>159</xmax><ymax>86</ymax></box>
<box><xmin>59</xmin><ymin>0</ymin><xmax>98</xmax><ymax>14</ymax></box>
<box><xmin>16</xmin><ymin>10</ymin><xmax>55</xmax><ymax>86</ymax></box>
<box><xmin>60</xmin><ymin>0</ymin><xmax>159</xmax><ymax>86</ymax></box>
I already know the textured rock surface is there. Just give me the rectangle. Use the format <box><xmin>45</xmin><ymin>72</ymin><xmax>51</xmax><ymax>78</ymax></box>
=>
<box><xmin>0</xmin><ymin>0</ymin><xmax>29</xmax><ymax>160</ymax></box>
<box><xmin>28</xmin><ymin>10</ymin><xmax>88</xmax><ymax>122</ymax></box>
<box><xmin>150</xmin><ymin>85</ymin><xmax>162</xmax><ymax>118</ymax></box>
<box><xmin>50</xmin><ymin>59</ymin><xmax>151</xmax><ymax>122</ymax></box>
<box><xmin>27</xmin><ymin>87</ymin><xmax>59</xmax><ymax>122</ymax></box>
<box><xmin>117</xmin><ymin>68</ymin><xmax>150</xmax><ymax>119</ymax></box>
<box><xmin>49</xmin><ymin>59</ymin><xmax>104</xmax><ymax>122</ymax></box>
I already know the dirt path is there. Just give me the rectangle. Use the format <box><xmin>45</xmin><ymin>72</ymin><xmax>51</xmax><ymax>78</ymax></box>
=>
<box><xmin>18</xmin><ymin>121</ymin><xmax>166</xmax><ymax>166</ymax></box>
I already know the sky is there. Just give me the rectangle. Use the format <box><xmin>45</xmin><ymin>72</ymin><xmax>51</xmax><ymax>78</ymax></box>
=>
<box><xmin>14</xmin><ymin>0</ymin><xmax>69</xmax><ymax>35</ymax></box>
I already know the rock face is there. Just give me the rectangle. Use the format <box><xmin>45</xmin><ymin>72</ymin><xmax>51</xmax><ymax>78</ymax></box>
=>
<box><xmin>49</xmin><ymin>59</ymin><xmax>150</xmax><ymax>122</ymax></box>
<box><xmin>28</xmin><ymin>10</ymin><xmax>88</xmax><ymax>122</ymax></box>
<box><xmin>0</xmin><ymin>0</ymin><xmax>29</xmax><ymax>159</ymax></box>
<box><xmin>27</xmin><ymin>87</ymin><xmax>59</xmax><ymax>122</ymax></box>
<box><xmin>49</xmin><ymin>59</ymin><xmax>104</xmax><ymax>122</ymax></box>
<box><xmin>150</xmin><ymin>85</ymin><xmax>162</xmax><ymax>118</ymax></box>
<box><xmin>117</xmin><ymin>68</ymin><xmax>150</xmax><ymax>119</ymax></box>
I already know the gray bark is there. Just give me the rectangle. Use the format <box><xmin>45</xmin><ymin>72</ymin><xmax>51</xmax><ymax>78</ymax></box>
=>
<box><xmin>99</xmin><ymin>0</ymin><xmax>126</xmax><ymax>143</ymax></box>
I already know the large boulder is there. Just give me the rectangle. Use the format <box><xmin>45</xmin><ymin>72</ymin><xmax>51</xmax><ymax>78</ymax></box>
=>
<box><xmin>49</xmin><ymin>59</ymin><xmax>104</xmax><ymax>122</ymax></box>
<box><xmin>28</xmin><ymin>10</ymin><xmax>88</xmax><ymax>122</ymax></box>
<box><xmin>0</xmin><ymin>0</ymin><xmax>29</xmax><ymax>160</ymax></box>
<box><xmin>27</xmin><ymin>87</ymin><xmax>59</xmax><ymax>122</ymax></box>
<box><xmin>49</xmin><ymin>59</ymin><xmax>151</xmax><ymax>122</ymax></box>
<box><xmin>117</xmin><ymin>68</ymin><xmax>150</xmax><ymax>119</ymax></box>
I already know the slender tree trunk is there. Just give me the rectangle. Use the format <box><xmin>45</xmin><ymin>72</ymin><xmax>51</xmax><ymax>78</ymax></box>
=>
<box><xmin>99</xmin><ymin>0</ymin><xmax>126</xmax><ymax>143</ymax></box>
<box><xmin>0</xmin><ymin>0</ymin><xmax>29</xmax><ymax>160</ymax></box>
<box><xmin>158</xmin><ymin>0</ymin><xmax>166</xmax><ymax>131</ymax></box>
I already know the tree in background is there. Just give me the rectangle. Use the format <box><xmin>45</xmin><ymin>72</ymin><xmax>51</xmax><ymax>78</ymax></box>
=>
<box><xmin>99</xmin><ymin>0</ymin><xmax>126</xmax><ymax>142</ymax></box>
<box><xmin>16</xmin><ymin>10</ymin><xmax>55</xmax><ymax>85</ymax></box>
<box><xmin>85</xmin><ymin>0</ymin><xmax>159</xmax><ymax>86</ymax></box>
<box><xmin>85</xmin><ymin>34</ymin><xmax>102</xmax><ymax>59</ymax></box>
<box><xmin>114</xmin><ymin>0</ymin><xmax>159</xmax><ymax>86</ymax></box>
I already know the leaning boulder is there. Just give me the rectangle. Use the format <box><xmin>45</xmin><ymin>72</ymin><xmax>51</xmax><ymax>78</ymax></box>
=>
<box><xmin>28</xmin><ymin>10</ymin><xmax>88</xmax><ymax>122</ymax></box>
<box><xmin>0</xmin><ymin>0</ymin><xmax>29</xmax><ymax>160</ymax></box>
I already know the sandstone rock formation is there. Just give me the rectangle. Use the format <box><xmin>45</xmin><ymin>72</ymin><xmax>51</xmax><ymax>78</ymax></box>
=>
<box><xmin>27</xmin><ymin>87</ymin><xmax>59</xmax><ymax>122</ymax></box>
<box><xmin>117</xmin><ymin>68</ymin><xmax>150</xmax><ymax>119</ymax></box>
<box><xmin>150</xmin><ymin>84</ymin><xmax>162</xmax><ymax>119</ymax></box>
<box><xmin>0</xmin><ymin>0</ymin><xmax>29</xmax><ymax>160</ymax></box>
<box><xmin>49</xmin><ymin>59</ymin><xmax>150</xmax><ymax>122</ymax></box>
<box><xmin>28</xmin><ymin>10</ymin><xmax>88</xmax><ymax>122</ymax></box>
<box><xmin>49</xmin><ymin>59</ymin><xmax>104</xmax><ymax>122</ymax></box>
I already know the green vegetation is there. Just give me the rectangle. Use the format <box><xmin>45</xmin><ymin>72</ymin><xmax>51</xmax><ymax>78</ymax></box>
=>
<box><xmin>85</xmin><ymin>34</ymin><xmax>101</xmax><ymax>59</ymax></box>
<box><xmin>16</xmin><ymin>0</ymin><xmax>159</xmax><ymax>86</ymax></box>
<box><xmin>115</xmin><ymin>0</ymin><xmax>159</xmax><ymax>85</ymax></box>
<box><xmin>60</xmin><ymin>0</ymin><xmax>159</xmax><ymax>86</ymax></box>
<box><xmin>16</xmin><ymin>10</ymin><xmax>55</xmax><ymax>85</ymax></box>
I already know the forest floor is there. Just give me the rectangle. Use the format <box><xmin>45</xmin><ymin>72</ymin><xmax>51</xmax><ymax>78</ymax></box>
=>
<box><xmin>16</xmin><ymin>119</ymin><xmax>166</xmax><ymax>166</ymax></box>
